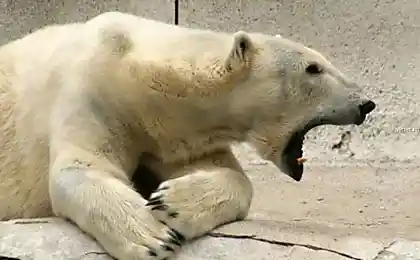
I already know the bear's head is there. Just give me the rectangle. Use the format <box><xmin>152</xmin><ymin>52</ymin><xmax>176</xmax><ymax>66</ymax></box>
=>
<box><xmin>225</xmin><ymin>31</ymin><xmax>376</xmax><ymax>181</ymax></box>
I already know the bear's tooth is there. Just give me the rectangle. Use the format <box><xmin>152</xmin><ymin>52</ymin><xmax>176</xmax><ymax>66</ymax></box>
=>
<box><xmin>296</xmin><ymin>157</ymin><xmax>307</xmax><ymax>164</ymax></box>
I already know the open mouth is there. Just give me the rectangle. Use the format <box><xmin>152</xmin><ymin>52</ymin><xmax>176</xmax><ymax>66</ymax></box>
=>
<box><xmin>278</xmin><ymin>100</ymin><xmax>376</xmax><ymax>181</ymax></box>
<box><xmin>279</xmin><ymin>120</ymin><xmax>322</xmax><ymax>182</ymax></box>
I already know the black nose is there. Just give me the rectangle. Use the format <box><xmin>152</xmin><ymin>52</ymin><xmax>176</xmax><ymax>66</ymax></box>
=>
<box><xmin>359</xmin><ymin>100</ymin><xmax>376</xmax><ymax>115</ymax></box>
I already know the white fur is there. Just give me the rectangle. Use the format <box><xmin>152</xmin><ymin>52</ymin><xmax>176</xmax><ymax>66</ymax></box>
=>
<box><xmin>0</xmin><ymin>11</ymin><xmax>360</xmax><ymax>260</ymax></box>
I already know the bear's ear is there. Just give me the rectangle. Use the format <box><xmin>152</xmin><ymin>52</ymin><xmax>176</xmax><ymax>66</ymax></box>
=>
<box><xmin>225</xmin><ymin>31</ymin><xmax>255</xmax><ymax>71</ymax></box>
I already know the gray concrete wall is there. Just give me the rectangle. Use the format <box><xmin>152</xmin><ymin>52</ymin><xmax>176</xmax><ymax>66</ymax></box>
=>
<box><xmin>1</xmin><ymin>0</ymin><xmax>418</xmax><ymax>164</ymax></box>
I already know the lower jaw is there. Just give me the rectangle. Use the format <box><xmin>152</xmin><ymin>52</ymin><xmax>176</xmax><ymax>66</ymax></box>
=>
<box><xmin>245</xmin><ymin>133</ymin><xmax>274</xmax><ymax>157</ymax></box>
<box><xmin>245</xmin><ymin>130</ymin><xmax>305</xmax><ymax>170</ymax></box>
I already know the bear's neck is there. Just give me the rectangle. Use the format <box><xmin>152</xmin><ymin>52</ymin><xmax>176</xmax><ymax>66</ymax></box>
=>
<box><xmin>136</xmin><ymin>93</ymin><xmax>256</xmax><ymax>163</ymax></box>
<box><xmin>104</xmin><ymin>55</ymin><xmax>257</xmax><ymax>163</ymax></box>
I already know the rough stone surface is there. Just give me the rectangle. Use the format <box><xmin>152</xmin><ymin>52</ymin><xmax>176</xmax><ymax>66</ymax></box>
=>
<box><xmin>373</xmin><ymin>240</ymin><xmax>420</xmax><ymax>260</ymax></box>
<box><xmin>0</xmin><ymin>0</ymin><xmax>419</xmax><ymax>259</ymax></box>
<box><xmin>1</xmin><ymin>163</ymin><xmax>419</xmax><ymax>259</ymax></box>
<box><xmin>0</xmin><ymin>218</ymin><xmax>419</xmax><ymax>260</ymax></box>
<box><xmin>0</xmin><ymin>218</ymin><xmax>112</xmax><ymax>260</ymax></box>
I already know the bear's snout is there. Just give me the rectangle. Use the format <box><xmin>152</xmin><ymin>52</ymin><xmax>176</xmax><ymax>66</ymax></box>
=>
<box><xmin>353</xmin><ymin>99</ymin><xmax>376</xmax><ymax>125</ymax></box>
<box><xmin>358</xmin><ymin>100</ymin><xmax>376</xmax><ymax>116</ymax></box>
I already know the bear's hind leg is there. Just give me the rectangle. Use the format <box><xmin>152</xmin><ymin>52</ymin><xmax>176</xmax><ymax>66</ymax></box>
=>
<box><xmin>145</xmin><ymin>148</ymin><xmax>253</xmax><ymax>240</ymax></box>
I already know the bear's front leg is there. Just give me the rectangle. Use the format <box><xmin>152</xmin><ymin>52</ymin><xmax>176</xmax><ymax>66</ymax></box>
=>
<box><xmin>49</xmin><ymin>150</ymin><xmax>186</xmax><ymax>260</ymax></box>
<box><xmin>145</xmin><ymin>149</ymin><xmax>253</xmax><ymax>240</ymax></box>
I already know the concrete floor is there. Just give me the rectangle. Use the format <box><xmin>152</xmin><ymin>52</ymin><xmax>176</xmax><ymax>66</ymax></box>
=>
<box><xmin>0</xmin><ymin>0</ymin><xmax>419</xmax><ymax>259</ymax></box>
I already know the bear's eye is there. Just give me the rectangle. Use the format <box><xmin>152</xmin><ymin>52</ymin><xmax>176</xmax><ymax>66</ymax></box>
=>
<box><xmin>305</xmin><ymin>63</ymin><xmax>323</xmax><ymax>75</ymax></box>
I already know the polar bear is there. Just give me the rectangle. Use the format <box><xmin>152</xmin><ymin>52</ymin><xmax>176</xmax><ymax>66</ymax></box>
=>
<box><xmin>0</xmin><ymin>11</ymin><xmax>376</xmax><ymax>260</ymax></box>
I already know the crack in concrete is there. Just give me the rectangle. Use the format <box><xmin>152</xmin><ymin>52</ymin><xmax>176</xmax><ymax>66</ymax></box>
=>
<box><xmin>12</xmin><ymin>220</ymin><xmax>50</xmax><ymax>225</ymax></box>
<box><xmin>371</xmin><ymin>241</ymin><xmax>398</xmax><ymax>260</ymax></box>
<box><xmin>0</xmin><ymin>251</ymin><xmax>109</xmax><ymax>260</ymax></box>
<box><xmin>209</xmin><ymin>232</ymin><xmax>363</xmax><ymax>260</ymax></box>
<box><xmin>82</xmin><ymin>252</ymin><xmax>110</xmax><ymax>257</ymax></box>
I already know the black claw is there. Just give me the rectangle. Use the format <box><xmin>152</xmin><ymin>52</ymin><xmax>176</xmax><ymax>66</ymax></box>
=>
<box><xmin>168</xmin><ymin>228</ymin><xmax>186</xmax><ymax>244</ymax></box>
<box><xmin>156</xmin><ymin>186</ymin><xmax>169</xmax><ymax>192</ymax></box>
<box><xmin>151</xmin><ymin>204</ymin><xmax>169</xmax><ymax>211</ymax></box>
<box><xmin>167</xmin><ymin>237</ymin><xmax>181</xmax><ymax>247</ymax></box>
<box><xmin>160</xmin><ymin>244</ymin><xmax>175</xmax><ymax>252</ymax></box>
<box><xmin>146</xmin><ymin>199</ymin><xmax>163</xmax><ymax>207</ymax></box>
<box><xmin>159</xmin><ymin>220</ymin><xmax>167</xmax><ymax>225</ymax></box>
<box><xmin>145</xmin><ymin>196</ymin><xmax>163</xmax><ymax>207</ymax></box>
<box><xmin>148</xmin><ymin>249</ymin><xmax>158</xmax><ymax>257</ymax></box>
<box><xmin>168</xmin><ymin>211</ymin><xmax>179</xmax><ymax>218</ymax></box>
<box><xmin>174</xmin><ymin>229</ymin><xmax>186</xmax><ymax>243</ymax></box>
<box><xmin>166</xmin><ymin>231</ymin><xmax>181</xmax><ymax>247</ymax></box>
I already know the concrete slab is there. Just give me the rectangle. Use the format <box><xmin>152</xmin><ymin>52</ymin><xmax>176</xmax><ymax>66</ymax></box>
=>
<box><xmin>373</xmin><ymin>240</ymin><xmax>420</xmax><ymax>260</ymax></box>
<box><xmin>0</xmin><ymin>218</ymin><xmax>113</xmax><ymax>260</ymax></box>
<box><xmin>233</xmin><ymin>144</ymin><xmax>420</xmax><ymax>241</ymax></box>
<box><xmin>0</xmin><ymin>217</ymin><xmax>419</xmax><ymax>260</ymax></box>
<box><xmin>0</xmin><ymin>161</ymin><xmax>419</xmax><ymax>260</ymax></box>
